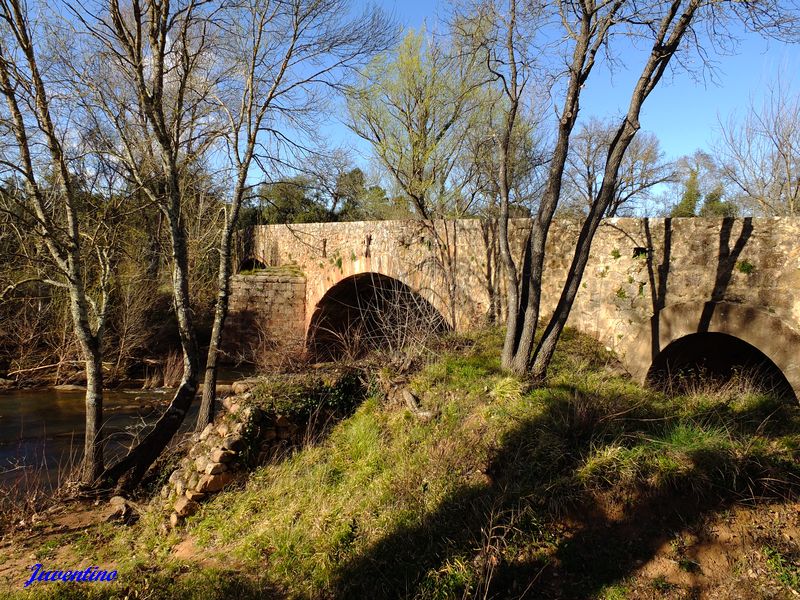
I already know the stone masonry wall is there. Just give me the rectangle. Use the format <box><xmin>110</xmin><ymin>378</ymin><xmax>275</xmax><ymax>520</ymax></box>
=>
<box><xmin>227</xmin><ymin>218</ymin><xmax>800</xmax><ymax>392</ymax></box>
<box><xmin>223</xmin><ymin>267</ymin><xmax>306</xmax><ymax>360</ymax></box>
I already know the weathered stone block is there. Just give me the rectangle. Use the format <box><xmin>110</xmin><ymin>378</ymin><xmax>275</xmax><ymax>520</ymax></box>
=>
<box><xmin>210</xmin><ymin>448</ymin><xmax>236</xmax><ymax>463</ymax></box>
<box><xmin>174</xmin><ymin>496</ymin><xmax>199</xmax><ymax>517</ymax></box>
<box><xmin>199</xmin><ymin>423</ymin><xmax>215</xmax><ymax>441</ymax></box>
<box><xmin>204</xmin><ymin>462</ymin><xmax>227</xmax><ymax>475</ymax></box>
<box><xmin>197</xmin><ymin>471</ymin><xmax>234</xmax><ymax>493</ymax></box>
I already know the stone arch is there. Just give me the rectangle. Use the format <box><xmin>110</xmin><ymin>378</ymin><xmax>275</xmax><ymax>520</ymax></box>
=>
<box><xmin>627</xmin><ymin>301</ymin><xmax>800</xmax><ymax>399</ymax></box>
<box><xmin>304</xmin><ymin>254</ymin><xmax>453</xmax><ymax>333</ymax></box>
<box><xmin>306</xmin><ymin>272</ymin><xmax>450</xmax><ymax>361</ymax></box>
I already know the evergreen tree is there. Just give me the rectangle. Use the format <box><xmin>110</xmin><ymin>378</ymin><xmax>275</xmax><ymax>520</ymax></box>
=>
<box><xmin>671</xmin><ymin>169</ymin><xmax>701</xmax><ymax>217</ymax></box>
<box><xmin>699</xmin><ymin>185</ymin><xmax>737</xmax><ymax>217</ymax></box>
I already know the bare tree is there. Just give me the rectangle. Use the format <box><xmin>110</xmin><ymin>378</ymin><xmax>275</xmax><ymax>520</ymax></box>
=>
<box><xmin>460</xmin><ymin>0</ymin><xmax>800</xmax><ymax>378</ymax></box>
<box><xmin>529</xmin><ymin>0</ymin><xmax>800</xmax><ymax>379</ymax></box>
<box><xmin>452</xmin><ymin>0</ymin><xmax>550</xmax><ymax>332</ymax></box>
<box><xmin>66</xmin><ymin>0</ymin><xmax>223</xmax><ymax>491</ymax></box>
<box><xmin>716</xmin><ymin>82</ymin><xmax>800</xmax><ymax>215</ymax></box>
<box><xmin>563</xmin><ymin>118</ymin><xmax>675</xmax><ymax>217</ymax></box>
<box><xmin>0</xmin><ymin>0</ymin><xmax>117</xmax><ymax>482</ymax></box>
<box><xmin>195</xmin><ymin>0</ymin><xmax>396</xmax><ymax>429</ymax></box>
<box><xmin>479</xmin><ymin>0</ymin><xmax>630</xmax><ymax>375</ymax></box>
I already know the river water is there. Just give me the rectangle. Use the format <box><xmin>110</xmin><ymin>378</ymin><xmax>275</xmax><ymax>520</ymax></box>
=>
<box><xmin>0</xmin><ymin>368</ymin><xmax>253</xmax><ymax>494</ymax></box>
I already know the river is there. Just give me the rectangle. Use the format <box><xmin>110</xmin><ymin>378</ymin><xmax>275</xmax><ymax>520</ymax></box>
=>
<box><xmin>0</xmin><ymin>368</ymin><xmax>253</xmax><ymax>495</ymax></box>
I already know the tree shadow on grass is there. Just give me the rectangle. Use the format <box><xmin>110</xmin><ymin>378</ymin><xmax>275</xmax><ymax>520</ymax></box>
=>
<box><xmin>331</xmin><ymin>384</ymin><xmax>800</xmax><ymax>599</ymax></box>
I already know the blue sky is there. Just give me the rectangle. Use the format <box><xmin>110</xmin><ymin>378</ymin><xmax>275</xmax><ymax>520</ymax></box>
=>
<box><xmin>332</xmin><ymin>0</ymin><xmax>799</xmax><ymax>165</ymax></box>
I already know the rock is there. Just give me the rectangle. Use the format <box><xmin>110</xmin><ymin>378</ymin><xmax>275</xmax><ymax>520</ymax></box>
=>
<box><xmin>187</xmin><ymin>472</ymin><xmax>199</xmax><ymax>490</ymax></box>
<box><xmin>174</xmin><ymin>496</ymin><xmax>199</xmax><ymax>517</ymax></box>
<box><xmin>175</xmin><ymin>481</ymin><xmax>185</xmax><ymax>497</ymax></box>
<box><xmin>169</xmin><ymin>512</ymin><xmax>181</xmax><ymax>528</ymax></box>
<box><xmin>105</xmin><ymin>496</ymin><xmax>139</xmax><ymax>525</ymax></box>
<box><xmin>216</xmin><ymin>422</ymin><xmax>230</xmax><ymax>437</ymax></box>
<box><xmin>168</xmin><ymin>470</ymin><xmax>182</xmax><ymax>485</ymax></box>
<box><xmin>402</xmin><ymin>389</ymin><xmax>421</xmax><ymax>411</ymax></box>
<box><xmin>160</xmin><ymin>485</ymin><xmax>170</xmax><ymax>499</ymax></box>
<box><xmin>204</xmin><ymin>462</ymin><xmax>227</xmax><ymax>475</ymax></box>
<box><xmin>416</xmin><ymin>411</ymin><xmax>435</xmax><ymax>422</ymax></box>
<box><xmin>233</xmin><ymin>422</ymin><xmax>246</xmax><ymax>435</ymax></box>
<box><xmin>189</xmin><ymin>444</ymin><xmax>204</xmax><ymax>458</ymax></box>
<box><xmin>194</xmin><ymin>456</ymin><xmax>209</xmax><ymax>472</ymax></box>
<box><xmin>231</xmin><ymin>379</ymin><xmax>257</xmax><ymax>395</ymax></box>
<box><xmin>185</xmin><ymin>490</ymin><xmax>205</xmax><ymax>501</ymax></box>
<box><xmin>222</xmin><ymin>396</ymin><xmax>237</xmax><ymax>411</ymax></box>
<box><xmin>221</xmin><ymin>435</ymin><xmax>244</xmax><ymax>451</ymax></box>
<box><xmin>196</xmin><ymin>471</ymin><xmax>234</xmax><ymax>493</ymax></box>
<box><xmin>210</xmin><ymin>448</ymin><xmax>235</xmax><ymax>463</ymax></box>
<box><xmin>52</xmin><ymin>384</ymin><xmax>84</xmax><ymax>391</ymax></box>
<box><xmin>200</xmin><ymin>423</ymin><xmax>214</xmax><ymax>441</ymax></box>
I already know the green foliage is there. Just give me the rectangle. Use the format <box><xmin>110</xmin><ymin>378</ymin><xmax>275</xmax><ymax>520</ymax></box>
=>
<box><xmin>670</xmin><ymin>168</ymin><xmax>701</xmax><ymax>217</ymax></box>
<box><xmin>763</xmin><ymin>545</ymin><xmax>800</xmax><ymax>591</ymax></box>
<box><xmin>257</xmin><ymin>176</ymin><xmax>331</xmax><ymax>224</ymax></box>
<box><xmin>250</xmin><ymin>369</ymin><xmax>365</xmax><ymax>419</ymax></box>
<box><xmin>610</xmin><ymin>248</ymin><xmax>621</xmax><ymax>259</ymax></box>
<box><xmin>699</xmin><ymin>185</ymin><xmax>737</xmax><ymax>217</ymax></box>
<box><xmin>737</xmin><ymin>259</ymin><xmax>755</xmax><ymax>274</ymax></box>
<box><xmin>347</xmin><ymin>29</ymin><xmax>484</xmax><ymax>218</ymax></box>
<box><xmin>239</xmin><ymin>171</ymin><xmax>393</xmax><ymax>226</ymax></box>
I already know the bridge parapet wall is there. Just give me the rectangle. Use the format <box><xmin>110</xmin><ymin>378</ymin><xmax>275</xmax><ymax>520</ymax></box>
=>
<box><xmin>231</xmin><ymin>217</ymin><xmax>800</xmax><ymax>390</ymax></box>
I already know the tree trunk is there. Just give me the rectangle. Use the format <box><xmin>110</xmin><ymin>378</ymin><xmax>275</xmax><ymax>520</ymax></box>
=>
<box><xmin>499</xmin><ymin>8</ymin><xmax>597</xmax><ymax>374</ymax></box>
<box><xmin>81</xmin><ymin>344</ymin><xmax>104</xmax><ymax>482</ymax></box>
<box><xmin>529</xmin><ymin>0</ymin><xmax>700</xmax><ymax>380</ymax></box>
<box><xmin>99</xmin><ymin>199</ymin><xmax>200</xmax><ymax>493</ymax></box>
<box><xmin>197</xmin><ymin>227</ymin><xmax>234</xmax><ymax>430</ymax></box>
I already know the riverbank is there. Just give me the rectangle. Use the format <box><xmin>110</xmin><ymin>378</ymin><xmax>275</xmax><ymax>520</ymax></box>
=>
<box><xmin>0</xmin><ymin>368</ymin><xmax>252</xmax><ymax>513</ymax></box>
<box><xmin>0</xmin><ymin>328</ymin><xmax>798</xmax><ymax>598</ymax></box>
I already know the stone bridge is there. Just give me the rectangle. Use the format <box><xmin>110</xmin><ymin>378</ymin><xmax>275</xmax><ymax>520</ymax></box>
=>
<box><xmin>224</xmin><ymin>218</ymin><xmax>800</xmax><ymax>398</ymax></box>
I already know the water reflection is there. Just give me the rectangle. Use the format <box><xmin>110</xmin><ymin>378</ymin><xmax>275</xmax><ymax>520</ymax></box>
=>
<box><xmin>0</xmin><ymin>365</ymin><xmax>254</xmax><ymax>493</ymax></box>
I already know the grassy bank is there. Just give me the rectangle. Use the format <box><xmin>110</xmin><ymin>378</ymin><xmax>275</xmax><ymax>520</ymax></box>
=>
<box><xmin>2</xmin><ymin>328</ymin><xmax>799</xmax><ymax>599</ymax></box>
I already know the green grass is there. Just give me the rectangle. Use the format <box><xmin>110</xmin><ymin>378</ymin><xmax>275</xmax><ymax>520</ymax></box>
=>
<box><xmin>763</xmin><ymin>545</ymin><xmax>800</xmax><ymax>592</ymax></box>
<box><xmin>10</xmin><ymin>327</ymin><xmax>800</xmax><ymax>599</ymax></box>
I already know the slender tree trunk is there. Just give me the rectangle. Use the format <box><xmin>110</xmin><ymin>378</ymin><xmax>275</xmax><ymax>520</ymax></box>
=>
<box><xmin>529</xmin><ymin>0</ymin><xmax>700</xmax><ymax>380</ymax></box>
<box><xmin>81</xmin><ymin>341</ymin><xmax>104</xmax><ymax>482</ymax></box>
<box><xmin>197</xmin><ymin>225</ymin><xmax>235</xmax><ymax>429</ymax></box>
<box><xmin>100</xmin><ymin>191</ymin><xmax>200</xmax><ymax>492</ymax></box>
<box><xmin>197</xmin><ymin>169</ymin><xmax>248</xmax><ymax>430</ymax></box>
<box><xmin>498</xmin><ymin>0</ymin><xmax>632</xmax><ymax>375</ymax></box>
<box><xmin>0</xmin><ymin>7</ymin><xmax>109</xmax><ymax>484</ymax></box>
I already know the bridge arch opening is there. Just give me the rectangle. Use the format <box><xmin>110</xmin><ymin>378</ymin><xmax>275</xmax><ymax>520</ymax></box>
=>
<box><xmin>238</xmin><ymin>258</ymin><xmax>267</xmax><ymax>273</ymax></box>
<box><xmin>307</xmin><ymin>273</ymin><xmax>449</xmax><ymax>361</ymax></box>
<box><xmin>646</xmin><ymin>332</ymin><xmax>795</xmax><ymax>401</ymax></box>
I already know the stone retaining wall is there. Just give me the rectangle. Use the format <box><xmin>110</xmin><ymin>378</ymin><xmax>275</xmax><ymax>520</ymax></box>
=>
<box><xmin>222</xmin><ymin>268</ymin><xmax>306</xmax><ymax>361</ymax></box>
<box><xmin>160</xmin><ymin>369</ymin><xmax>361</xmax><ymax>528</ymax></box>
